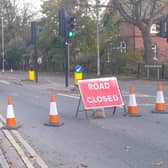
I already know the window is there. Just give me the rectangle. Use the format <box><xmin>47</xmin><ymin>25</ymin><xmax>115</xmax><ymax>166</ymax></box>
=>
<box><xmin>150</xmin><ymin>24</ymin><xmax>159</xmax><ymax>34</ymax></box>
<box><xmin>120</xmin><ymin>41</ymin><xmax>127</xmax><ymax>53</ymax></box>
<box><xmin>152</xmin><ymin>43</ymin><xmax>157</xmax><ymax>60</ymax></box>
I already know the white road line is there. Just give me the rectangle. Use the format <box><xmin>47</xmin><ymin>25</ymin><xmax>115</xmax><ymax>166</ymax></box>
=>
<box><xmin>0</xmin><ymin>114</ymin><xmax>48</xmax><ymax>168</ymax></box>
<box><xmin>58</xmin><ymin>93</ymin><xmax>156</xmax><ymax>99</ymax></box>
<box><xmin>0</xmin><ymin>121</ymin><xmax>34</xmax><ymax>168</ymax></box>
<box><xmin>57</xmin><ymin>93</ymin><xmax>165</xmax><ymax>107</ymax></box>
<box><xmin>137</xmin><ymin>104</ymin><xmax>154</xmax><ymax>106</ymax></box>
<box><xmin>58</xmin><ymin>93</ymin><xmax>79</xmax><ymax>99</ymax></box>
<box><xmin>0</xmin><ymin>80</ymin><xmax>10</xmax><ymax>85</ymax></box>
<box><xmin>123</xmin><ymin>94</ymin><xmax>156</xmax><ymax>98</ymax></box>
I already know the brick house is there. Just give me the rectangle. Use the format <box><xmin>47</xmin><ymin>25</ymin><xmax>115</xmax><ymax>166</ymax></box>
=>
<box><xmin>120</xmin><ymin>22</ymin><xmax>168</xmax><ymax>64</ymax></box>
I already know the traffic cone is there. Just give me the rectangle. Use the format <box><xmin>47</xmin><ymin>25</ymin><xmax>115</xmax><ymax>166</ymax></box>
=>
<box><xmin>127</xmin><ymin>86</ymin><xmax>141</xmax><ymax>117</ymax></box>
<box><xmin>152</xmin><ymin>83</ymin><xmax>168</xmax><ymax>113</ymax></box>
<box><xmin>3</xmin><ymin>96</ymin><xmax>20</xmax><ymax>129</ymax></box>
<box><xmin>44</xmin><ymin>93</ymin><xmax>64</xmax><ymax>127</ymax></box>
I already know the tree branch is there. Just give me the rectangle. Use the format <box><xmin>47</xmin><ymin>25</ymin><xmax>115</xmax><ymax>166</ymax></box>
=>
<box><xmin>113</xmin><ymin>0</ymin><xmax>137</xmax><ymax>25</ymax></box>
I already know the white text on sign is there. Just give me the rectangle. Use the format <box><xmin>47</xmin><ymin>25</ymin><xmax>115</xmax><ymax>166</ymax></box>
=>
<box><xmin>87</xmin><ymin>95</ymin><xmax>119</xmax><ymax>104</ymax></box>
<box><xmin>88</xmin><ymin>82</ymin><xmax>110</xmax><ymax>90</ymax></box>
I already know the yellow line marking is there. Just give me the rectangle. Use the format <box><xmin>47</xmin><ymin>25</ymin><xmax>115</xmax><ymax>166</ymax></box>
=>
<box><xmin>12</xmin><ymin>130</ymin><xmax>48</xmax><ymax>168</ymax></box>
<box><xmin>0</xmin><ymin>114</ymin><xmax>48</xmax><ymax>168</ymax></box>
<box><xmin>0</xmin><ymin>122</ymin><xmax>34</xmax><ymax>168</ymax></box>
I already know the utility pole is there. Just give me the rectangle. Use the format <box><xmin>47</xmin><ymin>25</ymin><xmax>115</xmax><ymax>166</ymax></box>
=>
<box><xmin>75</xmin><ymin>2</ymin><xmax>111</xmax><ymax>76</ymax></box>
<box><xmin>96</xmin><ymin>1</ymin><xmax>100</xmax><ymax>76</ymax></box>
<box><xmin>1</xmin><ymin>14</ymin><xmax>4</xmax><ymax>72</ymax></box>
<box><xmin>167</xmin><ymin>15</ymin><xmax>168</xmax><ymax>43</ymax></box>
<box><xmin>31</xmin><ymin>21</ymin><xmax>38</xmax><ymax>83</ymax></box>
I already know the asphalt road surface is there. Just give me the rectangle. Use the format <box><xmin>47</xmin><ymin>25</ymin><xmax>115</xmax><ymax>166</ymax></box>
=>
<box><xmin>0</xmin><ymin>71</ymin><xmax>168</xmax><ymax>168</ymax></box>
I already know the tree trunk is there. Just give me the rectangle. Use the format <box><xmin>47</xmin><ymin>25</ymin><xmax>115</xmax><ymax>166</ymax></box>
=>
<box><xmin>141</xmin><ymin>31</ymin><xmax>153</xmax><ymax>64</ymax></box>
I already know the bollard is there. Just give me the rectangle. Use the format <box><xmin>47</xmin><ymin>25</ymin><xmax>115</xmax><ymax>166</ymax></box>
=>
<box><xmin>28</xmin><ymin>70</ymin><xmax>35</xmax><ymax>81</ymax></box>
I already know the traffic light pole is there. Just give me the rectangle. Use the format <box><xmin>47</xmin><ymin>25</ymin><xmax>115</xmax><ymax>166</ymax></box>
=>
<box><xmin>64</xmin><ymin>40</ymin><xmax>70</xmax><ymax>88</ymax></box>
<box><xmin>64</xmin><ymin>41</ymin><xmax>72</xmax><ymax>88</ymax></box>
<box><xmin>1</xmin><ymin>15</ymin><xmax>5</xmax><ymax>72</ymax></box>
<box><xmin>58</xmin><ymin>9</ymin><xmax>75</xmax><ymax>87</ymax></box>
<box><xmin>34</xmin><ymin>42</ymin><xmax>38</xmax><ymax>83</ymax></box>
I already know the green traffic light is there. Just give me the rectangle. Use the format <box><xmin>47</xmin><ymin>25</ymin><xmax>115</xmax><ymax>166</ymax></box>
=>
<box><xmin>68</xmin><ymin>30</ymin><xmax>76</xmax><ymax>37</ymax></box>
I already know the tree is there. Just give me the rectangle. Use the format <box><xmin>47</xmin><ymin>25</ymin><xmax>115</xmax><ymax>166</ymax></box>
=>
<box><xmin>6</xmin><ymin>48</ymin><xmax>26</xmax><ymax>69</ymax></box>
<box><xmin>72</xmin><ymin>16</ymin><xmax>97</xmax><ymax>64</ymax></box>
<box><xmin>39</xmin><ymin>0</ymin><xmax>98</xmax><ymax>71</ymax></box>
<box><xmin>112</xmin><ymin>0</ymin><xmax>168</xmax><ymax>64</ymax></box>
<box><xmin>0</xmin><ymin>0</ymin><xmax>35</xmax><ymax>70</ymax></box>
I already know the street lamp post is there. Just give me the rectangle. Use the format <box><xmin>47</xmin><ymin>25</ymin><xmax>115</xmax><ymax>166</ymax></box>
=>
<box><xmin>76</xmin><ymin>2</ymin><xmax>111</xmax><ymax>76</ymax></box>
<box><xmin>96</xmin><ymin>0</ymin><xmax>100</xmax><ymax>76</ymax></box>
<box><xmin>1</xmin><ymin>14</ymin><xmax>4</xmax><ymax>72</ymax></box>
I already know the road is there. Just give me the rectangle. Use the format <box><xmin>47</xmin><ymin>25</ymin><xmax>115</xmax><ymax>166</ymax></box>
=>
<box><xmin>0</xmin><ymin>71</ymin><xmax>168</xmax><ymax>168</ymax></box>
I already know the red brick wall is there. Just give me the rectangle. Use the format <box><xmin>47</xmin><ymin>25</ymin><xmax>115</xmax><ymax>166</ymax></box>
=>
<box><xmin>120</xmin><ymin>22</ymin><xmax>135</xmax><ymax>51</ymax></box>
<box><xmin>151</xmin><ymin>36</ymin><xmax>168</xmax><ymax>63</ymax></box>
<box><xmin>120</xmin><ymin>22</ymin><xmax>168</xmax><ymax>63</ymax></box>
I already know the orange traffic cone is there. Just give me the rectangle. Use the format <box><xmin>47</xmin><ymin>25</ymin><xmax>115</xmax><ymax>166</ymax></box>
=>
<box><xmin>3</xmin><ymin>96</ymin><xmax>20</xmax><ymax>129</ymax></box>
<box><xmin>127</xmin><ymin>86</ymin><xmax>141</xmax><ymax>117</ymax></box>
<box><xmin>152</xmin><ymin>83</ymin><xmax>168</xmax><ymax>113</ymax></box>
<box><xmin>44</xmin><ymin>93</ymin><xmax>64</xmax><ymax>127</ymax></box>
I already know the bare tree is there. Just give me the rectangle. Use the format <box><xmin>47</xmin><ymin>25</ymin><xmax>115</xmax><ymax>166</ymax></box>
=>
<box><xmin>112</xmin><ymin>0</ymin><xmax>168</xmax><ymax>64</ymax></box>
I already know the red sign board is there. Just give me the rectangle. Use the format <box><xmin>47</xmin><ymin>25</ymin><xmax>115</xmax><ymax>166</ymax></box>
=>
<box><xmin>78</xmin><ymin>77</ymin><xmax>124</xmax><ymax>109</ymax></box>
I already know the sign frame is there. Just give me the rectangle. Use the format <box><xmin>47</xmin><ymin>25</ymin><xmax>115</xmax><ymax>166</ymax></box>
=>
<box><xmin>76</xmin><ymin>77</ymin><xmax>126</xmax><ymax>118</ymax></box>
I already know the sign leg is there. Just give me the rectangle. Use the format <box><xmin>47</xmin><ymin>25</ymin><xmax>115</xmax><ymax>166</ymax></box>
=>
<box><xmin>84</xmin><ymin>109</ymin><xmax>89</xmax><ymax>119</ymax></box>
<box><xmin>113</xmin><ymin>107</ymin><xmax>116</xmax><ymax>115</ymax></box>
<box><xmin>75</xmin><ymin>96</ymin><xmax>81</xmax><ymax>118</ymax></box>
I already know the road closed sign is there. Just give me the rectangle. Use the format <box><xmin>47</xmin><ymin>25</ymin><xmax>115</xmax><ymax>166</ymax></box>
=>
<box><xmin>78</xmin><ymin>77</ymin><xmax>124</xmax><ymax>109</ymax></box>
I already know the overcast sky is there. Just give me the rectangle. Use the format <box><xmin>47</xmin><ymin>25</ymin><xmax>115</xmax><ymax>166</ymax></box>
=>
<box><xmin>15</xmin><ymin>0</ymin><xmax>109</xmax><ymax>19</ymax></box>
<box><xmin>15</xmin><ymin>0</ymin><xmax>42</xmax><ymax>19</ymax></box>
<box><xmin>16</xmin><ymin>0</ymin><xmax>42</xmax><ymax>9</ymax></box>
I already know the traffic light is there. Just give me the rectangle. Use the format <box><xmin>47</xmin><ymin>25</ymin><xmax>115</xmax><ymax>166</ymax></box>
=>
<box><xmin>31</xmin><ymin>21</ymin><xmax>37</xmax><ymax>44</ymax></box>
<box><xmin>58</xmin><ymin>9</ymin><xmax>76</xmax><ymax>39</ymax></box>
<box><xmin>58</xmin><ymin>9</ymin><xmax>65</xmax><ymax>37</ymax></box>
<box><xmin>68</xmin><ymin>17</ymin><xmax>76</xmax><ymax>38</ymax></box>
<box><xmin>65</xmin><ymin>16</ymin><xmax>76</xmax><ymax>38</ymax></box>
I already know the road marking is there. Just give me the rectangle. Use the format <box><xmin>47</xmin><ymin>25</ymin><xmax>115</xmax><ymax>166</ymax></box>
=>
<box><xmin>137</xmin><ymin>104</ymin><xmax>154</xmax><ymax>106</ymax></box>
<box><xmin>123</xmin><ymin>94</ymin><xmax>155</xmax><ymax>98</ymax></box>
<box><xmin>12</xmin><ymin>130</ymin><xmax>48</xmax><ymax>168</ymax></box>
<box><xmin>58</xmin><ymin>93</ymin><xmax>156</xmax><ymax>100</ymax></box>
<box><xmin>0</xmin><ymin>80</ymin><xmax>10</xmax><ymax>85</ymax></box>
<box><xmin>58</xmin><ymin>92</ymin><xmax>156</xmax><ymax>99</ymax></box>
<box><xmin>0</xmin><ymin>121</ymin><xmax>34</xmax><ymax>168</ymax></box>
<box><xmin>58</xmin><ymin>93</ymin><xmax>79</xmax><ymax>99</ymax></box>
<box><xmin>58</xmin><ymin>93</ymin><xmax>165</xmax><ymax>107</ymax></box>
<box><xmin>0</xmin><ymin>114</ymin><xmax>48</xmax><ymax>168</ymax></box>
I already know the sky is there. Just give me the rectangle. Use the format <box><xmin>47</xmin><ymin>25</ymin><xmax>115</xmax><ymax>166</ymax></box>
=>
<box><xmin>16</xmin><ymin>0</ymin><xmax>42</xmax><ymax>9</ymax></box>
<box><xmin>15</xmin><ymin>0</ymin><xmax>109</xmax><ymax>19</ymax></box>
<box><xmin>16</xmin><ymin>0</ymin><xmax>42</xmax><ymax>19</ymax></box>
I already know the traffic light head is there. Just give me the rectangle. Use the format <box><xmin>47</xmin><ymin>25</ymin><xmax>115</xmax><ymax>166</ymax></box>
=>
<box><xmin>69</xmin><ymin>17</ymin><xmax>76</xmax><ymax>29</ymax></box>
<box><xmin>58</xmin><ymin>9</ymin><xmax>76</xmax><ymax>39</ymax></box>
<box><xmin>31</xmin><ymin>21</ymin><xmax>37</xmax><ymax>44</ymax></box>
<box><xmin>66</xmin><ymin>16</ymin><xmax>76</xmax><ymax>38</ymax></box>
<box><xmin>58</xmin><ymin>9</ymin><xmax>65</xmax><ymax>37</ymax></box>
